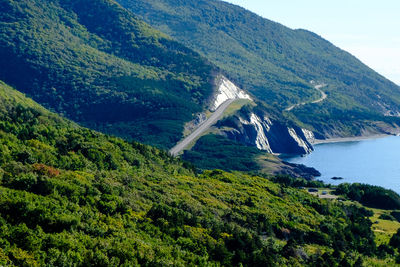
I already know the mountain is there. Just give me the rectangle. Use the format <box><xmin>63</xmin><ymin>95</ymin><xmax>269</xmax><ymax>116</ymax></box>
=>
<box><xmin>0</xmin><ymin>0</ymin><xmax>219</xmax><ymax>149</ymax></box>
<box><xmin>1</xmin><ymin>1</ymin><xmax>400</xmax><ymax>265</ymax></box>
<box><xmin>117</xmin><ymin>0</ymin><xmax>400</xmax><ymax>140</ymax></box>
<box><xmin>0</xmin><ymin>0</ymin><xmax>327</xmax><ymax>164</ymax></box>
<box><xmin>0</xmin><ymin>79</ymin><xmax>396</xmax><ymax>266</ymax></box>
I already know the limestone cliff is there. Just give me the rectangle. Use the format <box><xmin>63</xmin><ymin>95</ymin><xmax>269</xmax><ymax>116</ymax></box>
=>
<box><xmin>187</xmin><ymin>75</ymin><xmax>315</xmax><ymax>155</ymax></box>
<box><xmin>217</xmin><ymin>111</ymin><xmax>314</xmax><ymax>155</ymax></box>
<box><xmin>210</xmin><ymin>75</ymin><xmax>251</xmax><ymax>111</ymax></box>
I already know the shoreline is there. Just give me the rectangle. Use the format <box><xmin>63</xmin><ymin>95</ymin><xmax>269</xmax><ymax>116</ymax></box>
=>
<box><xmin>311</xmin><ymin>133</ymin><xmax>396</xmax><ymax>145</ymax></box>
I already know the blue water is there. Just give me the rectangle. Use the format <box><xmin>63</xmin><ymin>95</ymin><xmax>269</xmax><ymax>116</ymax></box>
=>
<box><xmin>285</xmin><ymin>136</ymin><xmax>400</xmax><ymax>193</ymax></box>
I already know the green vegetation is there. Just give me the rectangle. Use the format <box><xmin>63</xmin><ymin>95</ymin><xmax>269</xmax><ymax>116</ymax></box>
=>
<box><xmin>269</xmin><ymin>175</ymin><xmax>327</xmax><ymax>189</ymax></box>
<box><xmin>2</xmin><ymin>1</ymin><xmax>400</xmax><ymax>264</ymax></box>
<box><xmin>221</xmin><ymin>99</ymin><xmax>254</xmax><ymax>119</ymax></box>
<box><xmin>1</xmin><ymin>81</ymin><xmax>399</xmax><ymax>265</ymax></box>
<box><xmin>0</xmin><ymin>0</ymin><xmax>217</xmax><ymax>149</ymax></box>
<box><xmin>368</xmin><ymin>208</ymin><xmax>400</xmax><ymax>246</ymax></box>
<box><xmin>335</xmin><ymin>183</ymin><xmax>400</xmax><ymax>210</ymax></box>
<box><xmin>182</xmin><ymin>133</ymin><xmax>321</xmax><ymax>178</ymax></box>
<box><xmin>182</xmin><ymin>134</ymin><xmax>264</xmax><ymax>172</ymax></box>
<box><xmin>119</xmin><ymin>0</ymin><xmax>400</xmax><ymax>137</ymax></box>
<box><xmin>379</xmin><ymin>213</ymin><xmax>397</xmax><ymax>222</ymax></box>
<box><xmin>328</xmin><ymin>183</ymin><xmax>400</xmax><ymax>263</ymax></box>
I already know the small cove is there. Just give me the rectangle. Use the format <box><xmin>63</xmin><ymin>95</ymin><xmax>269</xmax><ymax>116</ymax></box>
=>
<box><xmin>285</xmin><ymin>136</ymin><xmax>400</xmax><ymax>193</ymax></box>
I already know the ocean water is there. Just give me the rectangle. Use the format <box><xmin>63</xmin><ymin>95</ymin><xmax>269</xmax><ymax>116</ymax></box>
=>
<box><xmin>284</xmin><ymin>136</ymin><xmax>400</xmax><ymax>193</ymax></box>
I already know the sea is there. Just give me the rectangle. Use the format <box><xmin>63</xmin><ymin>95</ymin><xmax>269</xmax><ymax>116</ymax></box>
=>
<box><xmin>284</xmin><ymin>136</ymin><xmax>400</xmax><ymax>193</ymax></box>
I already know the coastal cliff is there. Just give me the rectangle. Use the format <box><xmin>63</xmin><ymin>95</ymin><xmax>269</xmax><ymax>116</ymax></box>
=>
<box><xmin>217</xmin><ymin>110</ymin><xmax>314</xmax><ymax>155</ymax></box>
<box><xmin>210</xmin><ymin>75</ymin><xmax>251</xmax><ymax>111</ymax></box>
<box><xmin>207</xmin><ymin>76</ymin><xmax>314</xmax><ymax>155</ymax></box>
<box><xmin>185</xmin><ymin>76</ymin><xmax>400</xmax><ymax>157</ymax></box>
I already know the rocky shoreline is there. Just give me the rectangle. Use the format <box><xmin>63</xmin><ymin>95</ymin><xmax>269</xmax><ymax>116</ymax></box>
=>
<box><xmin>311</xmin><ymin>134</ymin><xmax>393</xmax><ymax>145</ymax></box>
<box><xmin>278</xmin><ymin>161</ymin><xmax>321</xmax><ymax>180</ymax></box>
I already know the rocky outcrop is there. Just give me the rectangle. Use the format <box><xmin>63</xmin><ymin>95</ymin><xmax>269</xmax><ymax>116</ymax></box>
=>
<box><xmin>238</xmin><ymin>113</ymin><xmax>273</xmax><ymax>153</ymax></box>
<box><xmin>218</xmin><ymin>111</ymin><xmax>314</xmax><ymax>155</ymax></box>
<box><xmin>310</xmin><ymin>120</ymin><xmax>400</xmax><ymax>143</ymax></box>
<box><xmin>202</xmin><ymin>75</ymin><xmax>314</xmax><ymax>156</ymax></box>
<box><xmin>184</xmin><ymin>75</ymin><xmax>251</xmax><ymax>138</ymax></box>
<box><xmin>278</xmin><ymin>162</ymin><xmax>321</xmax><ymax>180</ymax></box>
<box><xmin>301</xmin><ymin>129</ymin><xmax>316</xmax><ymax>144</ymax></box>
<box><xmin>184</xmin><ymin>113</ymin><xmax>207</xmax><ymax>134</ymax></box>
<box><xmin>210</xmin><ymin>75</ymin><xmax>251</xmax><ymax>111</ymax></box>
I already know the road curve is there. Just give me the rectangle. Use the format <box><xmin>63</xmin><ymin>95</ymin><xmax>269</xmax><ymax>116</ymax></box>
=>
<box><xmin>169</xmin><ymin>99</ymin><xmax>236</xmax><ymax>156</ymax></box>
<box><xmin>285</xmin><ymin>84</ymin><xmax>327</xmax><ymax>111</ymax></box>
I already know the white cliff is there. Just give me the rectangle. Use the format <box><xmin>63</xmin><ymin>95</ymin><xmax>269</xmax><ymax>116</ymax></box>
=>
<box><xmin>288</xmin><ymin>128</ymin><xmax>313</xmax><ymax>153</ymax></box>
<box><xmin>239</xmin><ymin>113</ymin><xmax>273</xmax><ymax>153</ymax></box>
<box><xmin>224</xmin><ymin>112</ymin><xmax>314</xmax><ymax>154</ymax></box>
<box><xmin>302</xmin><ymin>129</ymin><xmax>315</xmax><ymax>144</ymax></box>
<box><xmin>211</xmin><ymin>76</ymin><xmax>251</xmax><ymax>111</ymax></box>
<box><xmin>208</xmin><ymin>76</ymin><xmax>314</xmax><ymax>155</ymax></box>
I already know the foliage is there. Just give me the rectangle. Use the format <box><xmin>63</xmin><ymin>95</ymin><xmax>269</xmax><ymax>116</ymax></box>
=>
<box><xmin>390</xmin><ymin>229</ymin><xmax>400</xmax><ymax>249</ymax></box>
<box><xmin>0</xmin><ymin>81</ymin><xmax>393</xmax><ymax>265</ymax></box>
<box><xmin>379</xmin><ymin>213</ymin><xmax>397</xmax><ymax>222</ymax></box>
<box><xmin>119</xmin><ymin>0</ymin><xmax>400</xmax><ymax>136</ymax></box>
<box><xmin>182</xmin><ymin>134</ymin><xmax>264</xmax><ymax>172</ymax></box>
<box><xmin>269</xmin><ymin>175</ymin><xmax>327</xmax><ymax>189</ymax></box>
<box><xmin>0</xmin><ymin>0</ymin><xmax>216</xmax><ymax>149</ymax></box>
<box><xmin>335</xmin><ymin>183</ymin><xmax>400</xmax><ymax>210</ymax></box>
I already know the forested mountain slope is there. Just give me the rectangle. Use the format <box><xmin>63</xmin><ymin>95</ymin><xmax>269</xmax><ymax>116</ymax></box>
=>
<box><xmin>0</xmin><ymin>79</ymin><xmax>397</xmax><ymax>266</ymax></box>
<box><xmin>119</xmin><ymin>0</ymin><xmax>400</xmax><ymax>137</ymax></box>
<box><xmin>0</xmin><ymin>0</ymin><xmax>217</xmax><ymax>149</ymax></box>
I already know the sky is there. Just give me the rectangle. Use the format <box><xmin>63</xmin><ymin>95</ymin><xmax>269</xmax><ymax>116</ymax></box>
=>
<box><xmin>223</xmin><ymin>0</ymin><xmax>400</xmax><ymax>85</ymax></box>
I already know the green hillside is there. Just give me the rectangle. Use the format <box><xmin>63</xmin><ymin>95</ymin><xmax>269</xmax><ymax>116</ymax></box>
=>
<box><xmin>0</xmin><ymin>0</ymin><xmax>217</xmax><ymax>149</ymax></box>
<box><xmin>118</xmin><ymin>0</ymin><xmax>400</xmax><ymax>137</ymax></box>
<box><xmin>1</xmin><ymin>81</ymin><xmax>399</xmax><ymax>265</ymax></box>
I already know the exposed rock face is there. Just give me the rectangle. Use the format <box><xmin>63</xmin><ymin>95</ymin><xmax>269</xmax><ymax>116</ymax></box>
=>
<box><xmin>287</xmin><ymin>127</ymin><xmax>313</xmax><ymax>153</ymax></box>
<box><xmin>184</xmin><ymin>113</ymin><xmax>207</xmax><ymax>134</ymax></box>
<box><xmin>210</xmin><ymin>76</ymin><xmax>251</xmax><ymax>111</ymax></box>
<box><xmin>301</xmin><ymin>129</ymin><xmax>315</xmax><ymax>144</ymax></box>
<box><xmin>219</xmin><ymin>112</ymin><xmax>314</xmax><ymax>155</ymax></box>
<box><xmin>238</xmin><ymin>113</ymin><xmax>273</xmax><ymax>153</ymax></box>
<box><xmin>205</xmin><ymin>76</ymin><xmax>313</xmax><ymax>155</ymax></box>
<box><xmin>278</xmin><ymin>162</ymin><xmax>321</xmax><ymax>180</ymax></box>
<box><xmin>310</xmin><ymin>120</ymin><xmax>400</xmax><ymax>142</ymax></box>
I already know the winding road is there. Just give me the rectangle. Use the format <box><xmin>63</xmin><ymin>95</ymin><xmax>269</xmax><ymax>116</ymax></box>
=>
<box><xmin>169</xmin><ymin>99</ymin><xmax>236</xmax><ymax>156</ymax></box>
<box><xmin>285</xmin><ymin>84</ymin><xmax>327</xmax><ymax>111</ymax></box>
<box><xmin>170</xmin><ymin>83</ymin><xmax>327</xmax><ymax>156</ymax></box>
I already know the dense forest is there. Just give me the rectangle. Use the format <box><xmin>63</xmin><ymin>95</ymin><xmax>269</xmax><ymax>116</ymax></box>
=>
<box><xmin>1</xmin><ymin>81</ymin><xmax>400</xmax><ymax>265</ymax></box>
<box><xmin>0</xmin><ymin>0</ymin><xmax>217</xmax><ymax>149</ymax></box>
<box><xmin>2</xmin><ymin>0</ymin><xmax>400</xmax><ymax>265</ymax></box>
<box><xmin>335</xmin><ymin>183</ymin><xmax>400</xmax><ymax>210</ymax></box>
<box><xmin>182</xmin><ymin>134</ymin><xmax>264</xmax><ymax>172</ymax></box>
<box><xmin>3</xmin><ymin>0</ymin><xmax>400</xmax><ymax>175</ymax></box>
<box><xmin>120</xmin><ymin>0</ymin><xmax>400</xmax><ymax>137</ymax></box>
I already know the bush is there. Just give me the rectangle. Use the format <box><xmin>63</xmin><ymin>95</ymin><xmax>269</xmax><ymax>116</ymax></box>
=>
<box><xmin>335</xmin><ymin>183</ymin><xmax>400</xmax><ymax>209</ymax></box>
<box><xmin>378</xmin><ymin>213</ymin><xmax>396</xmax><ymax>221</ymax></box>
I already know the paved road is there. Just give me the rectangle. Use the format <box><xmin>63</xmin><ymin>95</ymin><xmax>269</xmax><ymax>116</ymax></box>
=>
<box><xmin>285</xmin><ymin>84</ymin><xmax>327</xmax><ymax>111</ymax></box>
<box><xmin>169</xmin><ymin>99</ymin><xmax>236</xmax><ymax>156</ymax></box>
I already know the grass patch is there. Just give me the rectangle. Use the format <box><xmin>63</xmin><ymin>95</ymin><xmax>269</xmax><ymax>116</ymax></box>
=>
<box><xmin>363</xmin><ymin>256</ymin><xmax>399</xmax><ymax>267</ymax></box>
<box><xmin>222</xmin><ymin>99</ymin><xmax>253</xmax><ymax>118</ymax></box>
<box><xmin>369</xmin><ymin>208</ymin><xmax>400</xmax><ymax>245</ymax></box>
<box><xmin>255</xmin><ymin>154</ymin><xmax>285</xmax><ymax>174</ymax></box>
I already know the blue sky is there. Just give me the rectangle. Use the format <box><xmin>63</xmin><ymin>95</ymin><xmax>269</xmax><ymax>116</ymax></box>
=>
<box><xmin>223</xmin><ymin>0</ymin><xmax>400</xmax><ymax>85</ymax></box>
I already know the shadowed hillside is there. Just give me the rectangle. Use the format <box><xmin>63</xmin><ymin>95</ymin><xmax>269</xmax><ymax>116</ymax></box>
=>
<box><xmin>0</xmin><ymin>0</ymin><xmax>218</xmax><ymax>149</ymax></box>
<box><xmin>119</xmin><ymin>0</ymin><xmax>400</xmax><ymax>137</ymax></box>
